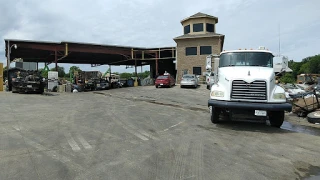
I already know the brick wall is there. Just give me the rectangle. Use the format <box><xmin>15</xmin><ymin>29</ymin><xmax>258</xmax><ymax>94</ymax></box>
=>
<box><xmin>176</xmin><ymin>37</ymin><xmax>221</xmax><ymax>82</ymax></box>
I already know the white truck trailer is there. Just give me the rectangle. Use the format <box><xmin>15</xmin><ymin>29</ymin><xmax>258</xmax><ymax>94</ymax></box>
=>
<box><xmin>208</xmin><ymin>46</ymin><xmax>292</xmax><ymax>127</ymax></box>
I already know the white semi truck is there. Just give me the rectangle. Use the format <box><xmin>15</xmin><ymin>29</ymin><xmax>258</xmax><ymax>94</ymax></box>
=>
<box><xmin>208</xmin><ymin>46</ymin><xmax>292</xmax><ymax>127</ymax></box>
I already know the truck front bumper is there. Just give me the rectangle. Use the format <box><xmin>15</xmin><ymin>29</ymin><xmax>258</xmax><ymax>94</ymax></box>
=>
<box><xmin>208</xmin><ymin>99</ymin><xmax>292</xmax><ymax>112</ymax></box>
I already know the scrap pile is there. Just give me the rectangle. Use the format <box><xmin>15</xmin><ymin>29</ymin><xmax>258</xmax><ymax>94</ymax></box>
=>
<box><xmin>281</xmin><ymin>77</ymin><xmax>320</xmax><ymax>119</ymax></box>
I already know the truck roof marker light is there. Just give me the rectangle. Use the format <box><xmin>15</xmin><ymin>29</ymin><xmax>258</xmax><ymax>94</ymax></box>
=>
<box><xmin>250</xmin><ymin>48</ymin><xmax>253</xmax><ymax>50</ymax></box>
<box><xmin>245</xmin><ymin>48</ymin><xmax>247</xmax><ymax>50</ymax></box>
<box><xmin>239</xmin><ymin>48</ymin><xmax>241</xmax><ymax>50</ymax></box>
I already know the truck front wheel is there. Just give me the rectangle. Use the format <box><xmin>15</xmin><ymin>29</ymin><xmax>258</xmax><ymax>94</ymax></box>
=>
<box><xmin>269</xmin><ymin>111</ymin><xmax>284</xmax><ymax>128</ymax></box>
<box><xmin>211</xmin><ymin>107</ymin><xmax>221</xmax><ymax>124</ymax></box>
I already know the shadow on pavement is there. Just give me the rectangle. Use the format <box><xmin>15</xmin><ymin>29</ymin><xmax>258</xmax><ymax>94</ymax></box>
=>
<box><xmin>214</xmin><ymin>121</ymin><xmax>293</xmax><ymax>134</ymax></box>
<box><xmin>197</xmin><ymin>121</ymin><xmax>293</xmax><ymax>133</ymax></box>
<box><xmin>198</xmin><ymin>120</ymin><xmax>320</xmax><ymax>136</ymax></box>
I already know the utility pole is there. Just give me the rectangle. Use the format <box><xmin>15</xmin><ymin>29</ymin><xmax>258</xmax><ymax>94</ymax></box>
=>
<box><xmin>278</xmin><ymin>23</ymin><xmax>281</xmax><ymax>57</ymax></box>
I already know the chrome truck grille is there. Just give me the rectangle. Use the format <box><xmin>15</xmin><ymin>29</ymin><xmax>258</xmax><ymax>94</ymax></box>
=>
<box><xmin>231</xmin><ymin>80</ymin><xmax>267</xmax><ymax>100</ymax></box>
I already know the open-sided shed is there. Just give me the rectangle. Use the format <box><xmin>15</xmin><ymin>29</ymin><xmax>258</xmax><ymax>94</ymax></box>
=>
<box><xmin>4</xmin><ymin>39</ymin><xmax>176</xmax><ymax>78</ymax></box>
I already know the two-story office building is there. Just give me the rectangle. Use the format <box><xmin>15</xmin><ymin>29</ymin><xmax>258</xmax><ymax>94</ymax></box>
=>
<box><xmin>174</xmin><ymin>12</ymin><xmax>225</xmax><ymax>82</ymax></box>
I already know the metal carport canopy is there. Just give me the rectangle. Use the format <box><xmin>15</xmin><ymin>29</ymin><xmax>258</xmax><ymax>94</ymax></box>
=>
<box><xmin>4</xmin><ymin>39</ymin><xmax>176</xmax><ymax>66</ymax></box>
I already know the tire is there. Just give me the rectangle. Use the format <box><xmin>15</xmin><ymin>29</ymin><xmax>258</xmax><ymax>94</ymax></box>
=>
<box><xmin>155</xmin><ymin>85</ymin><xmax>158</xmax><ymax>88</ymax></box>
<box><xmin>180</xmin><ymin>85</ymin><xmax>183</xmax><ymax>88</ymax></box>
<box><xmin>307</xmin><ymin>111</ymin><xmax>320</xmax><ymax>123</ymax></box>
<box><xmin>211</xmin><ymin>107</ymin><xmax>221</xmax><ymax>124</ymax></box>
<box><xmin>207</xmin><ymin>85</ymin><xmax>209</xmax><ymax>90</ymax></box>
<box><xmin>269</xmin><ymin>111</ymin><xmax>284</xmax><ymax>128</ymax></box>
<box><xmin>194</xmin><ymin>84</ymin><xmax>197</xmax><ymax>88</ymax></box>
<box><xmin>12</xmin><ymin>87</ymin><xmax>19</xmax><ymax>93</ymax></box>
<box><xmin>39</xmin><ymin>88</ymin><xmax>44</xmax><ymax>94</ymax></box>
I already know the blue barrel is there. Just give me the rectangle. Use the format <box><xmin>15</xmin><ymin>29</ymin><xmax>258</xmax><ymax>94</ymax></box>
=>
<box><xmin>127</xmin><ymin>79</ymin><xmax>134</xmax><ymax>87</ymax></box>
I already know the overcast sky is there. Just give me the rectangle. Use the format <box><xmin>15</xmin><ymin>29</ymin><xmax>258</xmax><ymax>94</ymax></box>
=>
<box><xmin>1</xmin><ymin>0</ymin><xmax>319</xmax><ymax>73</ymax></box>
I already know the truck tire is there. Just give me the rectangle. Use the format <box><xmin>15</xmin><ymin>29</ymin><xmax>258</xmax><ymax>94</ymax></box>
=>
<box><xmin>211</xmin><ymin>107</ymin><xmax>221</xmax><ymax>124</ymax></box>
<box><xmin>307</xmin><ymin>111</ymin><xmax>320</xmax><ymax>123</ymax></box>
<box><xmin>269</xmin><ymin>111</ymin><xmax>284</xmax><ymax>128</ymax></box>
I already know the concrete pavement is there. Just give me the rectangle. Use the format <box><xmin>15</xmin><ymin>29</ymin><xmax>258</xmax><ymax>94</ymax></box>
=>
<box><xmin>0</xmin><ymin>86</ymin><xmax>320</xmax><ymax>179</ymax></box>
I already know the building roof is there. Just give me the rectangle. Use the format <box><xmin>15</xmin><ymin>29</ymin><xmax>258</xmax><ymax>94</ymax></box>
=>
<box><xmin>173</xmin><ymin>32</ymin><xmax>224</xmax><ymax>40</ymax></box>
<box><xmin>181</xmin><ymin>12</ymin><xmax>218</xmax><ymax>24</ymax></box>
<box><xmin>4</xmin><ymin>39</ymin><xmax>176</xmax><ymax>66</ymax></box>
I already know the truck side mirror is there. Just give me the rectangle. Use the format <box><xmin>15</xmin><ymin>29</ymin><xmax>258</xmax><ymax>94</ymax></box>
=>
<box><xmin>213</xmin><ymin>57</ymin><xmax>220</xmax><ymax>84</ymax></box>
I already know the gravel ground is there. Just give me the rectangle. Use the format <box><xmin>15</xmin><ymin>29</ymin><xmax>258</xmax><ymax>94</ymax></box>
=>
<box><xmin>0</xmin><ymin>85</ymin><xmax>319</xmax><ymax>180</ymax></box>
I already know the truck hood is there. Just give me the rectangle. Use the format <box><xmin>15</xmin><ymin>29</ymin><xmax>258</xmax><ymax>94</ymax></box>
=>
<box><xmin>219</xmin><ymin>67</ymin><xmax>274</xmax><ymax>82</ymax></box>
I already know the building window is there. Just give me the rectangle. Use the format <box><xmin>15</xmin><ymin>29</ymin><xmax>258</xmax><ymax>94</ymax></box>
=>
<box><xmin>184</xmin><ymin>25</ymin><xmax>190</xmax><ymax>34</ymax></box>
<box><xmin>200</xmin><ymin>46</ymin><xmax>212</xmax><ymax>55</ymax></box>
<box><xmin>186</xmin><ymin>47</ymin><xmax>197</xmax><ymax>56</ymax></box>
<box><xmin>206</xmin><ymin>23</ymin><xmax>214</xmax><ymax>32</ymax></box>
<box><xmin>193</xmin><ymin>23</ymin><xmax>203</xmax><ymax>32</ymax></box>
<box><xmin>193</xmin><ymin>67</ymin><xmax>202</xmax><ymax>75</ymax></box>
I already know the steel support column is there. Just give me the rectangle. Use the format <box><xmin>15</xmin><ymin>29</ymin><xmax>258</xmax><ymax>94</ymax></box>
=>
<box><xmin>55</xmin><ymin>50</ymin><xmax>58</xmax><ymax>71</ymax></box>
<box><xmin>135</xmin><ymin>59</ymin><xmax>137</xmax><ymax>76</ymax></box>
<box><xmin>155</xmin><ymin>51</ymin><xmax>158</xmax><ymax>76</ymax></box>
<box><xmin>7</xmin><ymin>41</ymin><xmax>10</xmax><ymax>82</ymax></box>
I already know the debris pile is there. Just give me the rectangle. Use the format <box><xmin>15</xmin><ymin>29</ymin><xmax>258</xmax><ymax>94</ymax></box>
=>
<box><xmin>281</xmin><ymin>81</ymin><xmax>320</xmax><ymax>119</ymax></box>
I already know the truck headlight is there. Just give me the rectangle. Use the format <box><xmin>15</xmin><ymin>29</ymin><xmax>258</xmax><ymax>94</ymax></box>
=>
<box><xmin>273</xmin><ymin>93</ymin><xmax>286</xmax><ymax>99</ymax></box>
<box><xmin>211</xmin><ymin>90</ymin><xmax>224</xmax><ymax>97</ymax></box>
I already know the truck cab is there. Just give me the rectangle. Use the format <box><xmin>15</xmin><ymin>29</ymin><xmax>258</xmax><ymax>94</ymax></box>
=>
<box><xmin>208</xmin><ymin>47</ymin><xmax>292</xmax><ymax>127</ymax></box>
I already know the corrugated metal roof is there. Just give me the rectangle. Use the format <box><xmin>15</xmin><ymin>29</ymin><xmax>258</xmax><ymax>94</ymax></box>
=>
<box><xmin>4</xmin><ymin>39</ymin><xmax>175</xmax><ymax>50</ymax></box>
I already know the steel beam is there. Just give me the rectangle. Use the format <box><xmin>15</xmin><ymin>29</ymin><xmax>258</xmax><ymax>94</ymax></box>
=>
<box><xmin>20</xmin><ymin>44</ymin><xmax>132</xmax><ymax>55</ymax></box>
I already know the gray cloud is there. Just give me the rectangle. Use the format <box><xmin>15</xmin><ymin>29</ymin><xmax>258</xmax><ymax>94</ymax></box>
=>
<box><xmin>1</xmin><ymin>0</ymin><xmax>319</xmax><ymax>72</ymax></box>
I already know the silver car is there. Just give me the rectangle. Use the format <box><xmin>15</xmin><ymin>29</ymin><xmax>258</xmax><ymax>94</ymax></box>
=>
<box><xmin>180</xmin><ymin>74</ymin><xmax>198</xmax><ymax>88</ymax></box>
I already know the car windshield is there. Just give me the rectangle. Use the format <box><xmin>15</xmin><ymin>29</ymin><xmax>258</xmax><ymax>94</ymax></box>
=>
<box><xmin>157</xmin><ymin>75</ymin><xmax>169</xmax><ymax>79</ymax></box>
<box><xmin>219</xmin><ymin>52</ymin><xmax>273</xmax><ymax>68</ymax></box>
<box><xmin>183</xmin><ymin>75</ymin><xmax>195</xmax><ymax>79</ymax></box>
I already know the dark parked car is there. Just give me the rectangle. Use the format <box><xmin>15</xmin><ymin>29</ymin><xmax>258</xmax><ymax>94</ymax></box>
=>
<box><xmin>155</xmin><ymin>75</ymin><xmax>175</xmax><ymax>88</ymax></box>
<box><xmin>95</xmin><ymin>79</ymin><xmax>110</xmax><ymax>90</ymax></box>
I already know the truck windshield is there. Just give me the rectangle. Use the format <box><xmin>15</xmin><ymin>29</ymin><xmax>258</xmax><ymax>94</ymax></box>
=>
<box><xmin>219</xmin><ymin>52</ymin><xmax>273</xmax><ymax>68</ymax></box>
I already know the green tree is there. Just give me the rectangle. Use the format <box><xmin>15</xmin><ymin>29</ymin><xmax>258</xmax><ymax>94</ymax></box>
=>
<box><xmin>298</xmin><ymin>62</ymin><xmax>310</xmax><ymax>74</ymax></box>
<box><xmin>64</xmin><ymin>72</ymin><xmax>70</xmax><ymax>78</ymax></box>
<box><xmin>308</xmin><ymin>55</ymin><xmax>320</xmax><ymax>74</ymax></box>
<box><xmin>288</xmin><ymin>60</ymin><xmax>302</xmax><ymax>79</ymax></box>
<box><xmin>50</xmin><ymin>66</ymin><xmax>65</xmax><ymax>77</ymax></box>
<box><xmin>280</xmin><ymin>73</ymin><xmax>295</xmax><ymax>84</ymax></box>
<box><xmin>38</xmin><ymin>68</ymin><xmax>48</xmax><ymax>78</ymax></box>
<box><xmin>137</xmin><ymin>71</ymin><xmax>150</xmax><ymax>79</ymax></box>
<box><xmin>119</xmin><ymin>72</ymin><xmax>133</xmax><ymax>79</ymax></box>
<box><xmin>69</xmin><ymin>66</ymin><xmax>82</xmax><ymax>76</ymax></box>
